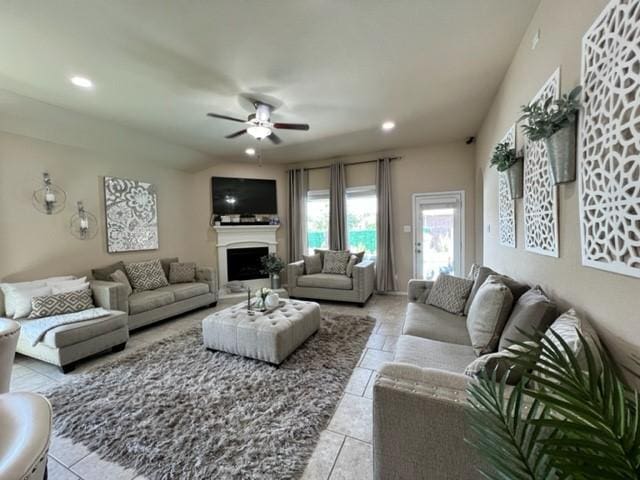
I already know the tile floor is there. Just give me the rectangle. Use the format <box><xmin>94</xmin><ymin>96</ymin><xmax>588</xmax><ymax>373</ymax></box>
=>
<box><xmin>10</xmin><ymin>294</ymin><xmax>408</xmax><ymax>480</ymax></box>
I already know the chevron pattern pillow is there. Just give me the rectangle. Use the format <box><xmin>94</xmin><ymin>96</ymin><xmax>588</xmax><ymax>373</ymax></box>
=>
<box><xmin>125</xmin><ymin>259</ymin><xmax>169</xmax><ymax>292</ymax></box>
<box><xmin>29</xmin><ymin>288</ymin><xmax>94</xmax><ymax>318</ymax></box>
<box><xmin>427</xmin><ymin>274</ymin><xmax>474</xmax><ymax>315</ymax></box>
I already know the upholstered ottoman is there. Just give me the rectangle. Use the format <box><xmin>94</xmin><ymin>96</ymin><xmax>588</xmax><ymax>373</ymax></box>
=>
<box><xmin>202</xmin><ymin>300</ymin><xmax>321</xmax><ymax>364</ymax></box>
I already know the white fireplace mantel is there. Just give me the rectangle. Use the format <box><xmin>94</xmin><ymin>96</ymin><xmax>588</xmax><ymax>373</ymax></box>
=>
<box><xmin>214</xmin><ymin>225</ymin><xmax>280</xmax><ymax>293</ymax></box>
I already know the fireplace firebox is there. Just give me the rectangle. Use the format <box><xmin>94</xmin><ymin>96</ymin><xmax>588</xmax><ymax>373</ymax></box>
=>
<box><xmin>227</xmin><ymin>247</ymin><xmax>269</xmax><ymax>281</ymax></box>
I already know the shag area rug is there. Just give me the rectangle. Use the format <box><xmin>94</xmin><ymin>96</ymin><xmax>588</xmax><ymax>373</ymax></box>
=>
<box><xmin>45</xmin><ymin>312</ymin><xmax>375</xmax><ymax>480</ymax></box>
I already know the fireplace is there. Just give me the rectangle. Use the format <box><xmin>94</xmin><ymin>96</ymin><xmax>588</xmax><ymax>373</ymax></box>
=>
<box><xmin>227</xmin><ymin>247</ymin><xmax>269</xmax><ymax>281</ymax></box>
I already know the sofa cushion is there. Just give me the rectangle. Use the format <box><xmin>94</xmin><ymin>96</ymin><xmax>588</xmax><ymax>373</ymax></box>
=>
<box><xmin>39</xmin><ymin>311</ymin><xmax>127</xmax><ymax>348</ymax></box>
<box><xmin>169</xmin><ymin>262</ymin><xmax>196</xmax><ymax>284</ymax></box>
<box><xmin>427</xmin><ymin>274</ymin><xmax>473</xmax><ymax>315</ymax></box>
<box><xmin>297</xmin><ymin>274</ymin><xmax>353</xmax><ymax>290</ymax></box>
<box><xmin>464</xmin><ymin>265</ymin><xmax>496</xmax><ymax>315</ymax></box>
<box><xmin>128</xmin><ymin>290</ymin><xmax>175</xmax><ymax>315</ymax></box>
<box><xmin>499</xmin><ymin>286</ymin><xmax>557</xmax><ymax>351</ymax></box>
<box><xmin>346</xmin><ymin>255</ymin><xmax>358</xmax><ymax>277</ymax></box>
<box><xmin>156</xmin><ymin>283</ymin><xmax>209</xmax><ymax>302</ymax></box>
<box><xmin>394</xmin><ymin>335</ymin><xmax>476</xmax><ymax>374</ymax></box>
<box><xmin>464</xmin><ymin>343</ymin><xmax>536</xmax><ymax>385</ymax></box>
<box><xmin>303</xmin><ymin>254</ymin><xmax>322</xmax><ymax>275</ymax></box>
<box><xmin>29</xmin><ymin>289</ymin><xmax>94</xmax><ymax>319</ymax></box>
<box><xmin>110</xmin><ymin>269</ymin><xmax>133</xmax><ymax>296</ymax></box>
<box><xmin>160</xmin><ymin>257</ymin><xmax>179</xmax><ymax>279</ymax></box>
<box><xmin>92</xmin><ymin>262</ymin><xmax>126</xmax><ymax>282</ymax></box>
<box><xmin>3</xmin><ymin>284</ymin><xmax>52</xmax><ymax>319</ymax></box>
<box><xmin>466</xmin><ymin>277</ymin><xmax>514</xmax><ymax>356</ymax></box>
<box><xmin>322</xmin><ymin>250</ymin><xmax>351</xmax><ymax>275</ymax></box>
<box><xmin>403</xmin><ymin>303</ymin><xmax>471</xmax><ymax>345</ymax></box>
<box><xmin>125</xmin><ymin>259</ymin><xmax>169</xmax><ymax>292</ymax></box>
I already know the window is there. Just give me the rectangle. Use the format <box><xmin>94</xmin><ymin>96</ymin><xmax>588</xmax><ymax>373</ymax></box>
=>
<box><xmin>346</xmin><ymin>186</ymin><xmax>377</xmax><ymax>260</ymax></box>
<box><xmin>306</xmin><ymin>190</ymin><xmax>329</xmax><ymax>254</ymax></box>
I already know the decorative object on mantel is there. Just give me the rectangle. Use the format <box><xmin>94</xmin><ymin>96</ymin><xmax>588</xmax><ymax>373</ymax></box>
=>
<box><xmin>579</xmin><ymin>0</ymin><xmax>640</xmax><ymax>279</ymax></box>
<box><xmin>523</xmin><ymin>69</ymin><xmax>560</xmax><ymax>258</ymax></box>
<box><xmin>520</xmin><ymin>85</ymin><xmax>582</xmax><ymax>184</ymax></box>
<box><xmin>260</xmin><ymin>253</ymin><xmax>285</xmax><ymax>289</ymax></box>
<box><xmin>32</xmin><ymin>172</ymin><xmax>66</xmax><ymax>215</ymax></box>
<box><xmin>497</xmin><ymin>125</ymin><xmax>517</xmax><ymax>248</ymax></box>
<box><xmin>104</xmin><ymin>176</ymin><xmax>158</xmax><ymax>253</ymax></box>
<box><xmin>69</xmin><ymin>201</ymin><xmax>98</xmax><ymax>240</ymax></box>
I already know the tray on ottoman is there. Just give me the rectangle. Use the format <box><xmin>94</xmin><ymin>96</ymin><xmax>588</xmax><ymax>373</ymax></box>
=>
<box><xmin>202</xmin><ymin>299</ymin><xmax>321</xmax><ymax>364</ymax></box>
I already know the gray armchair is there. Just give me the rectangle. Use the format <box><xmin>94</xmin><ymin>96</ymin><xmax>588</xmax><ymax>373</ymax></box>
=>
<box><xmin>287</xmin><ymin>260</ymin><xmax>375</xmax><ymax>306</ymax></box>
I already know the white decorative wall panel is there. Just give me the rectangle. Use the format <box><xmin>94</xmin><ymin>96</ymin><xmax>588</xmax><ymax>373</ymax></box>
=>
<box><xmin>579</xmin><ymin>0</ymin><xmax>640</xmax><ymax>278</ymax></box>
<box><xmin>498</xmin><ymin>125</ymin><xmax>516</xmax><ymax>248</ymax></box>
<box><xmin>523</xmin><ymin>69</ymin><xmax>560</xmax><ymax>257</ymax></box>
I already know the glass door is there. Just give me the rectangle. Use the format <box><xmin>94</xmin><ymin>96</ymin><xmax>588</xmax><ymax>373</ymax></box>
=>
<box><xmin>413</xmin><ymin>192</ymin><xmax>464</xmax><ymax>280</ymax></box>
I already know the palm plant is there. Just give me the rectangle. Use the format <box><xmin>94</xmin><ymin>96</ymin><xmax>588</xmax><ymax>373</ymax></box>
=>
<box><xmin>466</xmin><ymin>330</ymin><xmax>640</xmax><ymax>479</ymax></box>
<box><xmin>490</xmin><ymin>142</ymin><xmax>523</xmax><ymax>172</ymax></box>
<box><xmin>519</xmin><ymin>86</ymin><xmax>582</xmax><ymax>141</ymax></box>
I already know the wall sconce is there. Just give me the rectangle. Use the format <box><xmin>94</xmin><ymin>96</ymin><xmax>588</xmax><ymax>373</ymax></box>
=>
<box><xmin>32</xmin><ymin>172</ymin><xmax>66</xmax><ymax>215</ymax></box>
<box><xmin>70</xmin><ymin>201</ymin><xmax>98</xmax><ymax>240</ymax></box>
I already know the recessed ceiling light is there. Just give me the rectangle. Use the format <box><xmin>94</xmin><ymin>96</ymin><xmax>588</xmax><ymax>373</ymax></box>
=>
<box><xmin>70</xmin><ymin>76</ymin><xmax>93</xmax><ymax>88</ymax></box>
<box><xmin>245</xmin><ymin>148</ymin><xmax>256</xmax><ymax>156</ymax></box>
<box><xmin>382</xmin><ymin>121</ymin><xmax>395</xmax><ymax>131</ymax></box>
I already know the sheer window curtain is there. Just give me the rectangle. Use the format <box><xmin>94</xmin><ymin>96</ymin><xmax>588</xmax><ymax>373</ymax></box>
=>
<box><xmin>287</xmin><ymin>168</ymin><xmax>307</xmax><ymax>263</ymax></box>
<box><xmin>376</xmin><ymin>158</ymin><xmax>397</xmax><ymax>292</ymax></box>
<box><xmin>329</xmin><ymin>162</ymin><xmax>347</xmax><ymax>250</ymax></box>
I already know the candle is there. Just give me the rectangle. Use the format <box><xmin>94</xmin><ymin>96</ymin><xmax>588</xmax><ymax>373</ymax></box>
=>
<box><xmin>45</xmin><ymin>191</ymin><xmax>56</xmax><ymax>203</ymax></box>
<box><xmin>80</xmin><ymin>218</ymin><xmax>89</xmax><ymax>230</ymax></box>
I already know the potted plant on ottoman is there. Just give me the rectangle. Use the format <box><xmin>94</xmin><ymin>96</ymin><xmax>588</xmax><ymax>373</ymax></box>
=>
<box><xmin>490</xmin><ymin>141</ymin><xmax>524</xmax><ymax>199</ymax></box>
<box><xmin>519</xmin><ymin>85</ymin><xmax>582</xmax><ymax>184</ymax></box>
<box><xmin>260</xmin><ymin>253</ymin><xmax>285</xmax><ymax>289</ymax></box>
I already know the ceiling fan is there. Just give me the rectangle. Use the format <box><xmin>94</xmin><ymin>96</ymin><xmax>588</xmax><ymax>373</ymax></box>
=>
<box><xmin>206</xmin><ymin>99</ymin><xmax>310</xmax><ymax>145</ymax></box>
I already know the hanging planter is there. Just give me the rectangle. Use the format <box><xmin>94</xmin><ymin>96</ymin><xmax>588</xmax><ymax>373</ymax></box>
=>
<box><xmin>520</xmin><ymin>85</ymin><xmax>581</xmax><ymax>185</ymax></box>
<box><xmin>490</xmin><ymin>141</ymin><xmax>524</xmax><ymax>199</ymax></box>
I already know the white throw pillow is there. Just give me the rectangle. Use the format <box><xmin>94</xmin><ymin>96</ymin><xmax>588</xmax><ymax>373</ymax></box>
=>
<box><xmin>7</xmin><ymin>285</ymin><xmax>53</xmax><ymax>319</ymax></box>
<box><xmin>48</xmin><ymin>277</ymin><xmax>86</xmax><ymax>289</ymax></box>
<box><xmin>52</xmin><ymin>281</ymin><xmax>90</xmax><ymax>294</ymax></box>
<box><xmin>43</xmin><ymin>276</ymin><xmax>76</xmax><ymax>286</ymax></box>
<box><xmin>1</xmin><ymin>281</ymin><xmax>43</xmax><ymax>317</ymax></box>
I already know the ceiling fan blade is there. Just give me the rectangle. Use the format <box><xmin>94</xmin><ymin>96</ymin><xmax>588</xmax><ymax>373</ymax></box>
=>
<box><xmin>273</xmin><ymin>122</ymin><xmax>310</xmax><ymax>131</ymax></box>
<box><xmin>225</xmin><ymin>129</ymin><xmax>247</xmax><ymax>139</ymax></box>
<box><xmin>207</xmin><ymin>112</ymin><xmax>247</xmax><ymax>123</ymax></box>
<box><xmin>267</xmin><ymin>132</ymin><xmax>282</xmax><ymax>144</ymax></box>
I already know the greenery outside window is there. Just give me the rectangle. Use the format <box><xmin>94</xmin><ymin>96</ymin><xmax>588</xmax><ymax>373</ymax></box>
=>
<box><xmin>306</xmin><ymin>190</ymin><xmax>329</xmax><ymax>254</ymax></box>
<box><xmin>346</xmin><ymin>186</ymin><xmax>377</xmax><ymax>261</ymax></box>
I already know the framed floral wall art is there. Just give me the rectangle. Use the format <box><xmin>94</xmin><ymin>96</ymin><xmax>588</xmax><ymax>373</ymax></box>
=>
<box><xmin>104</xmin><ymin>176</ymin><xmax>159</xmax><ymax>253</ymax></box>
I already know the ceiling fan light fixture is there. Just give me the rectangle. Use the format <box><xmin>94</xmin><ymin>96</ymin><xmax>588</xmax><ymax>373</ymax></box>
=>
<box><xmin>382</xmin><ymin>121</ymin><xmax>395</xmax><ymax>131</ymax></box>
<box><xmin>247</xmin><ymin>125</ymin><xmax>272</xmax><ymax>140</ymax></box>
<box><xmin>245</xmin><ymin>148</ymin><xmax>256</xmax><ymax>156</ymax></box>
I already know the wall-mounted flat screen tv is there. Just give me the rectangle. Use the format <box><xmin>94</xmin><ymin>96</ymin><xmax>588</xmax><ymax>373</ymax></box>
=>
<box><xmin>211</xmin><ymin>177</ymin><xmax>277</xmax><ymax>215</ymax></box>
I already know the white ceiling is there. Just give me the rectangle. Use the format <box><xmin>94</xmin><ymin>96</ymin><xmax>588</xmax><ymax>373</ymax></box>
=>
<box><xmin>0</xmin><ymin>0</ymin><xmax>540</xmax><ymax>171</ymax></box>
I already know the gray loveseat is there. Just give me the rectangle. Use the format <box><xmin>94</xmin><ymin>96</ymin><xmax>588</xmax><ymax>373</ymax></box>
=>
<box><xmin>287</xmin><ymin>259</ymin><xmax>375</xmax><ymax>306</ymax></box>
<box><xmin>91</xmin><ymin>266</ymin><xmax>218</xmax><ymax>331</ymax></box>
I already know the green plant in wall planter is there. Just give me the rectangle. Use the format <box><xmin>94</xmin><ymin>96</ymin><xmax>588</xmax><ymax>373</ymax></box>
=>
<box><xmin>466</xmin><ymin>330</ymin><xmax>640</xmax><ymax>479</ymax></box>
<box><xmin>490</xmin><ymin>141</ymin><xmax>524</xmax><ymax>199</ymax></box>
<box><xmin>519</xmin><ymin>85</ymin><xmax>582</xmax><ymax>184</ymax></box>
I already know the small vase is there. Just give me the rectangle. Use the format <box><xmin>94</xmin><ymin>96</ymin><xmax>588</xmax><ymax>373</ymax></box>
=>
<box><xmin>545</xmin><ymin>121</ymin><xmax>577</xmax><ymax>184</ymax></box>
<box><xmin>505</xmin><ymin>159</ymin><xmax>524</xmax><ymax>199</ymax></box>
<box><xmin>270</xmin><ymin>273</ymin><xmax>281</xmax><ymax>290</ymax></box>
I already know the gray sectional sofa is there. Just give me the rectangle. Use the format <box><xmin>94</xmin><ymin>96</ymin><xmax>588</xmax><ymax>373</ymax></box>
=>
<box><xmin>91</xmin><ymin>265</ymin><xmax>217</xmax><ymax>331</ymax></box>
<box><xmin>372</xmin><ymin>271</ymin><xmax>599</xmax><ymax>480</ymax></box>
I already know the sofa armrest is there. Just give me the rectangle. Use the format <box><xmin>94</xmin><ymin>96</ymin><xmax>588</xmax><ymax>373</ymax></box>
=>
<box><xmin>407</xmin><ymin>279</ymin><xmax>434</xmax><ymax>302</ymax></box>
<box><xmin>196</xmin><ymin>266</ymin><xmax>218</xmax><ymax>296</ymax></box>
<box><xmin>287</xmin><ymin>261</ymin><xmax>305</xmax><ymax>289</ymax></box>
<box><xmin>90</xmin><ymin>280</ymin><xmax>129</xmax><ymax>313</ymax></box>
<box><xmin>353</xmin><ymin>260</ymin><xmax>375</xmax><ymax>301</ymax></box>
<box><xmin>373</xmin><ymin>363</ymin><xmax>478</xmax><ymax>480</ymax></box>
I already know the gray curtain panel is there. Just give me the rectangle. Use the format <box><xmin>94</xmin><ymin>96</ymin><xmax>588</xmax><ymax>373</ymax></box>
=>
<box><xmin>329</xmin><ymin>162</ymin><xmax>347</xmax><ymax>250</ymax></box>
<box><xmin>376</xmin><ymin>158</ymin><xmax>397</xmax><ymax>292</ymax></box>
<box><xmin>287</xmin><ymin>168</ymin><xmax>307</xmax><ymax>263</ymax></box>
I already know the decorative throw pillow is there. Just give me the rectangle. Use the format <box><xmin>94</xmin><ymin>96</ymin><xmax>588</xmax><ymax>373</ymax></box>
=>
<box><xmin>489</xmin><ymin>274</ymin><xmax>529</xmax><ymax>302</ymax></box>
<box><xmin>52</xmin><ymin>281</ymin><xmax>90</xmax><ymax>295</ymax></box>
<box><xmin>1</xmin><ymin>281</ymin><xmax>45</xmax><ymax>317</ymax></box>
<box><xmin>160</xmin><ymin>257</ymin><xmax>179</xmax><ymax>279</ymax></box>
<box><xmin>92</xmin><ymin>262</ymin><xmax>126</xmax><ymax>281</ymax></box>
<box><xmin>466</xmin><ymin>277</ymin><xmax>514</xmax><ymax>356</ymax></box>
<box><xmin>303</xmin><ymin>254</ymin><xmax>322</xmax><ymax>275</ymax></box>
<box><xmin>499</xmin><ymin>286</ymin><xmax>557</xmax><ymax>351</ymax></box>
<box><xmin>467</xmin><ymin>263</ymin><xmax>481</xmax><ymax>281</ymax></box>
<box><xmin>6</xmin><ymin>285</ymin><xmax>52</xmax><ymax>319</ymax></box>
<box><xmin>426</xmin><ymin>274</ymin><xmax>474</xmax><ymax>315</ymax></box>
<box><xmin>169</xmin><ymin>262</ymin><xmax>196</xmax><ymax>283</ymax></box>
<box><xmin>345</xmin><ymin>255</ymin><xmax>358</xmax><ymax>277</ymax></box>
<box><xmin>110</xmin><ymin>269</ymin><xmax>133</xmax><ymax>296</ymax></box>
<box><xmin>464</xmin><ymin>342</ymin><xmax>537</xmax><ymax>385</ymax></box>
<box><xmin>352</xmin><ymin>251</ymin><xmax>365</xmax><ymax>264</ymax></box>
<box><xmin>29</xmin><ymin>288</ymin><xmax>94</xmax><ymax>319</ymax></box>
<box><xmin>314</xmin><ymin>249</ymin><xmax>329</xmax><ymax>265</ymax></box>
<box><xmin>321</xmin><ymin>250</ymin><xmax>351</xmax><ymax>275</ymax></box>
<box><xmin>125</xmin><ymin>259</ymin><xmax>169</xmax><ymax>292</ymax></box>
<box><xmin>463</xmin><ymin>266</ymin><xmax>497</xmax><ymax>315</ymax></box>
